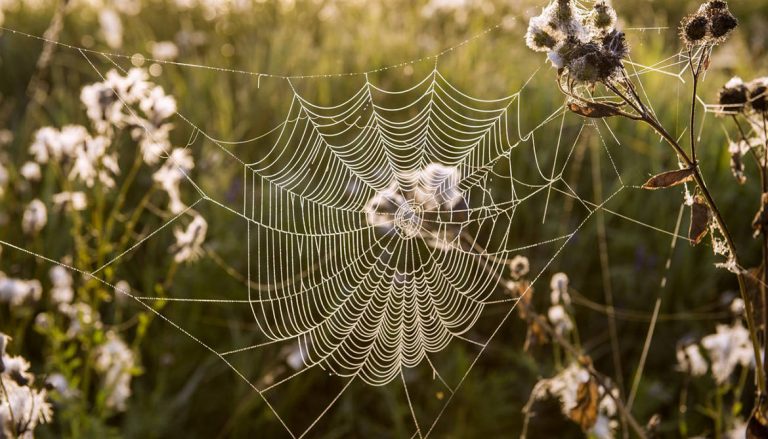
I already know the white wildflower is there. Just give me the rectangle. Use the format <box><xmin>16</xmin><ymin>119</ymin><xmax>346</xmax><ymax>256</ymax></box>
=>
<box><xmin>114</xmin><ymin>280</ymin><xmax>131</xmax><ymax>303</ymax></box>
<box><xmin>81</xmin><ymin>84</ymin><xmax>121</xmax><ymax>134</ymax></box>
<box><xmin>2</xmin><ymin>355</ymin><xmax>33</xmax><ymax>386</ymax></box>
<box><xmin>19</xmin><ymin>162</ymin><xmax>41</xmax><ymax>182</ymax></box>
<box><xmin>49</xmin><ymin>266</ymin><xmax>74</xmax><ymax>305</ymax></box>
<box><xmin>34</xmin><ymin>313</ymin><xmax>52</xmax><ymax>331</ymax></box>
<box><xmin>99</xmin><ymin>8</ymin><xmax>123</xmax><ymax>49</ymax></box>
<box><xmin>676</xmin><ymin>343</ymin><xmax>708</xmax><ymax>376</ymax></box>
<box><xmin>45</xmin><ymin>373</ymin><xmax>77</xmax><ymax>399</ymax></box>
<box><xmin>547</xmin><ymin>304</ymin><xmax>573</xmax><ymax>335</ymax></box>
<box><xmin>139</xmin><ymin>85</ymin><xmax>176</xmax><ymax>128</ymax></box>
<box><xmin>0</xmin><ymin>271</ymin><xmax>43</xmax><ymax>306</ymax></box>
<box><xmin>111</xmin><ymin>68</ymin><xmax>151</xmax><ymax>105</ymax></box>
<box><xmin>29</xmin><ymin>126</ymin><xmax>88</xmax><ymax>164</ymax></box>
<box><xmin>151</xmin><ymin>41</ymin><xmax>179</xmax><ymax>61</ymax></box>
<box><xmin>0</xmin><ymin>380</ymin><xmax>53</xmax><ymax>437</ymax></box>
<box><xmin>285</xmin><ymin>344</ymin><xmax>307</xmax><ymax>371</ymax></box>
<box><xmin>591</xmin><ymin>413</ymin><xmax>615</xmax><ymax>439</ymax></box>
<box><xmin>550</xmin><ymin>272</ymin><xmax>569</xmax><ymax>292</ymax></box>
<box><xmin>21</xmin><ymin>199</ymin><xmax>48</xmax><ymax>235</ymax></box>
<box><xmin>171</xmin><ymin>215</ymin><xmax>207</xmax><ymax>263</ymax></box>
<box><xmin>549</xmin><ymin>272</ymin><xmax>571</xmax><ymax>305</ymax></box>
<box><xmin>153</xmin><ymin>148</ymin><xmax>194</xmax><ymax>213</ymax></box>
<box><xmin>730</xmin><ymin>297</ymin><xmax>745</xmax><ymax>316</ymax></box>
<box><xmin>701</xmin><ymin>322</ymin><xmax>754</xmax><ymax>384</ymax></box>
<box><xmin>135</xmin><ymin>124</ymin><xmax>173</xmax><ymax>165</ymax></box>
<box><xmin>59</xmin><ymin>302</ymin><xmax>101</xmax><ymax>337</ymax></box>
<box><xmin>508</xmin><ymin>255</ymin><xmax>530</xmax><ymax>280</ymax></box>
<box><xmin>29</xmin><ymin>127</ymin><xmax>57</xmax><ymax>163</ymax></box>
<box><xmin>0</xmin><ymin>335</ymin><xmax>53</xmax><ymax>438</ymax></box>
<box><xmin>59</xmin><ymin>125</ymin><xmax>89</xmax><ymax>158</ymax></box>
<box><xmin>52</xmin><ymin>191</ymin><xmax>88</xmax><ymax>211</ymax></box>
<box><xmin>68</xmin><ymin>135</ymin><xmax>118</xmax><ymax>188</ymax></box>
<box><xmin>94</xmin><ymin>331</ymin><xmax>135</xmax><ymax>411</ymax></box>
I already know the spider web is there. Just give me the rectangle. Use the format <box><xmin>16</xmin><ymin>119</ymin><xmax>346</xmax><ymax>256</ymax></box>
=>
<box><xmin>0</xmin><ymin>17</ymin><xmax>704</xmax><ymax>439</ymax></box>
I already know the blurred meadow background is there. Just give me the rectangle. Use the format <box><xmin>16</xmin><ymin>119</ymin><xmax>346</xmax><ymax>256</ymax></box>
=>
<box><xmin>2</xmin><ymin>0</ymin><xmax>768</xmax><ymax>437</ymax></box>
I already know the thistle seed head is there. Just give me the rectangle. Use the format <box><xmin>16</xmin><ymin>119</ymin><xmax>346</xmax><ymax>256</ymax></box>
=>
<box><xmin>710</xmin><ymin>11</ymin><xmax>738</xmax><ymax>39</ymax></box>
<box><xmin>749</xmin><ymin>79</ymin><xmax>768</xmax><ymax>113</ymax></box>
<box><xmin>680</xmin><ymin>14</ymin><xmax>709</xmax><ymax>45</ymax></box>
<box><xmin>592</xmin><ymin>1</ymin><xmax>617</xmax><ymax>30</ymax></box>
<box><xmin>717</xmin><ymin>77</ymin><xmax>748</xmax><ymax>113</ymax></box>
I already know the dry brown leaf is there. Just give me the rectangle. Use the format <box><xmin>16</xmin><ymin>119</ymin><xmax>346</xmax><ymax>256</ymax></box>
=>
<box><xmin>569</xmin><ymin>378</ymin><xmax>599</xmax><ymax>431</ymax></box>
<box><xmin>641</xmin><ymin>168</ymin><xmax>695</xmax><ymax>190</ymax></box>
<box><xmin>567</xmin><ymin>101</ymin><xmax>622</xmax><ymax>118</ymax></box>
<box><xmin>689</xmin><ymin>195</ymin><xmax>711</xmax><ymax>245</ymax></box>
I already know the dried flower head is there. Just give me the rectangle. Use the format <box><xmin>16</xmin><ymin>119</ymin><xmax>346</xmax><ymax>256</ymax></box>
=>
<box><xmin>709</xmin><ymin>9</ymin><xmax>738</xmax><ymax>40</ymax></box>
<box><xmin>525</xmin><ymin>15</ymin><xmax>560</xmax><ymax>53</ymax></box>
<box><xmin>526</xmin><ymin>0</ymin><xmax>627</xmax><ymax>87</ymax></box>
<box><xmin>590</xmin><ymin>1</ymin><xmax>617</xmax><ymax>31</ymax></box>
<box><xmin>508</xmin><ymin>255</ymin><xmax>530</xmax><ymax>280</ymax></box>
<box><xmin>680</xmin><ymin>0</ymin><xmax>737</xmax><ymax>46</ymax></box>
<box><xmin>717</xmin><ymin>76</ymin><xmax>748</xmax><ymax>113</ymax></box>
<box><xmin>748</xmin><ymin>78</ymin><xmax>768</xmax><ymax>113</ymax></box>
<box><xmin>680</xmin><ymin>14</ymin><xmax>709</xmax><ymax>45</ymax></box>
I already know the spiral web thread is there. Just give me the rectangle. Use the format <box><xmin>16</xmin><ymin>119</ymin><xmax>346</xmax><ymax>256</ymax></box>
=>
<box><xmin>0</xmin><ymin>19</ymin><xmax>707</xmax><ymax>438</ymax></box>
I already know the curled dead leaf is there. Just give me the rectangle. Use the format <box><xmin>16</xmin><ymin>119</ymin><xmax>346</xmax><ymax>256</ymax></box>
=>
<box><xmin>689</xmin><ymin>195</ymin><xmax>711</xmax><ymax>245</ymax></box>
<box><xmin>642</xmin><ymin>168</ymin><xmax>695</xmax><ymax>190</ymax></box>
<box><xmin>568</xmin><ymin>101</ymin><xmax>623</xmax><ymax>119</ymax></box>
<box><xmin>569</xmin><ymin>377</ymin><xmax>599</xmax><ymax>431</ymax></box>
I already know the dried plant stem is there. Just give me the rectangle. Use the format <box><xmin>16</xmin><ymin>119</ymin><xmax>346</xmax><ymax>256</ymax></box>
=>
<box><xmin>609</xmin><ymin>70</ymin><xmax>768</xmax><ymax>396</ymax></box>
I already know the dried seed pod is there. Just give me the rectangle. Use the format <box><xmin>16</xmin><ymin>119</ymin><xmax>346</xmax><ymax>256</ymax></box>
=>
<box><xmin>689</xmin><ymin>195</ymin><xmax>711</xmax><ymax>245</ymax></box>
<box><xmin>568</xmin><ymin>101</ymin><xmax>622</xmax><ymax>118</ymax></box>
<box><xmin>642</xmin><ymin>168</ymin><xmax>695</xmax><ymax>189</ymax></box>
